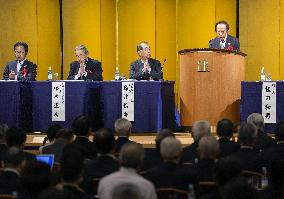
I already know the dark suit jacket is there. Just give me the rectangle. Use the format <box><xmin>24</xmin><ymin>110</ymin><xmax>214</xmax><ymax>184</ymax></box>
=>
<box><xmin>0</xmin><ymin>170</ymin><xmax>20</xmax><ymax>194</ymax></box>
<box><xmin>218</xmin><ymin>137</ymin><xmax>240</xmax><ymax>158</ymax></box>
<box><xmin>190</xmin><ymin>159</ymin><xmax>216</xmax><ymax>182</ymax></box>
<box><xmin>114</xmin><ymin>137</ymin><xmax>132</xmax><ymax>153</ymax></box>
<box><xmin>259</xmin><ymin>142</ymin><xmax>284</xmax><ymax>168</ymax></box>
<box><xmin>62</xmin><ymin>184</ymin><xmax>94</xmax><ymax>199</ymax></box>
<box><xmin>255</xmin><ymin>130</ymin><xmax>276</xmax><ymax>151</ymax></box>
<box><xmin>82</xmin><ymin>155</ymin><xmax>119</xmax><ymax>194</ymax></box>
<box><xmin>181</xmin><ymin>142</ymin><xmax>199</xmax><ymax>163</ymax></box>
<box><xmin>129</xmin><ymin>58</ymin><xmax>162</xmax><ymax>81</ymax></box>
<box><xmin>67</xmin><ymin>57</ymin><xmax>103</xmax><ymax>81</ymax></box>
<box><xmin>3</xmin><ymin>60</ymin><xmax>37</xmax><ymax>81</ymax></box>
<box><xmin>69</xmin><ymin>137</ymin><xmax>97</xmax><ymax>159</ymax></box>
<box><xmin>143</xmin><ymin>148</ymin><xmax>162</xmax><ymax>171</ymax></box>
<box><xmin>42</xmin><ymin>138</ymin><xmax>67</xmax><ymax>163</ymax></box>
<box><xmin>209</xmin><ymin>34</ymin><xmax>240</xmax><ymax>52</ymax></box>
<box><xmin>230</xmin><ymin>147</ymin><xmax>261</xmax><ymax>172</ymax></box>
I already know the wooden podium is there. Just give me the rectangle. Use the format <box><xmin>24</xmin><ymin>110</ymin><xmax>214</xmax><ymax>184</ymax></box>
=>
<box><xmin>178</xmin><ymin>48</ymin><xmax>246</xmax><ymax>127</ymax></box>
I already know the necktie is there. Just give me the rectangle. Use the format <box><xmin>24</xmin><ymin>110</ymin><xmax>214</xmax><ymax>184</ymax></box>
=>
<box><xmin>220</xmin><ymin>40</ymin><xmax>225</xmax><ymax>49</ymax></box>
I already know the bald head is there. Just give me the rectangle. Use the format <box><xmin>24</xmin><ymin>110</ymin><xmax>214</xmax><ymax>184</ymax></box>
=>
<box><xmin>198</xmin><ymin>135</ymin><xmax>219</xmax><ymax>160</ymax></box>
<box><xmin>192</xmin><ymin>120</ymin><xmax>211</xmax><ymax>142</ymax></box>
<box><xmin>119</xmin><ymin>142</ymin><xmax>144</xmax><ymax>170</ymax></box>
<box><xmin>160</xmin><ymin>137</ymin><xmax>182</xmax><ymax>162</ymax></box>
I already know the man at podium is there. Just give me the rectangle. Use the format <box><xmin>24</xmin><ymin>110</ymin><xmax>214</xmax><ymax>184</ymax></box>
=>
<box><xmin>129</xmin><ymin>41</ymin><xmax>162</xmax><ymax>81</ymax></box>
<box><xmin>209</xmin><ymin>21</ymin><xmax>240</xmax><ymax>52</ymax></box>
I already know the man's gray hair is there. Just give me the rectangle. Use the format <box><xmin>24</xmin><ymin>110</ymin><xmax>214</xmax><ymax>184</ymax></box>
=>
<box><xmin>160</xmin><ymin>137</ymin><xmax>182</xmax><ymax>162</ymax></box>
<box><xmin>238</xmin><ymin>123</ymin><xmax>258</xmax><ymax>146</ymax></box>
<box><xmin>192</xmin><ymin>120</ymin><xmax>211</xmax><ymax>142</ymax></box>
<box><xmin>198</xmin><ymin>135</ymin><xmax>219</xmax><ymax>159</ymax></box>
<box><xmin>119</xmin><ymin>142</ymin><xmax>144</xmax><ymax>170</ymax></box>
<box><xmin>137</xmin><ymin>41</ymin><xmax>149</xmax><ymax>52</ymax></box>
<box><xmin>114</xmin><ymin>118</ymin><xmax>132</xmax><ymax>136</ymax></box>
<box><xmin>74</xmin><ymin>44</ymin><xmax>89</xmax><ymax>55</ymax></box>
<box><xmin>247</xmin><ymin>113</ymin><xmax>264</xmax><ymax>131</ymax></box>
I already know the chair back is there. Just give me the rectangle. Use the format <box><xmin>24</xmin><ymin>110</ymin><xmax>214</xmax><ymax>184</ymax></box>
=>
<box><xmin>199</xmin><ymin>181</ymin><xmax>217</xmax><ymax>196</ymax></box>
<box><xmin>242</xmin><ymin>170</ymin><xmax>262</xmax><ymax>189</ymax></box>
<box><xmin>156</xmin><ymin>188</ymin><xmax>188</xmax><ymax>199</ymax></box>
<box><xmin>0</xmin><ymin>195</ymin><xmax>15</xmax><ymax>199</ymax></box>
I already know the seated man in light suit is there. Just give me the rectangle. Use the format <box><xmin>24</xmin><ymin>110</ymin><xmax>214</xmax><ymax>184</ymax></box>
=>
<box><xmin>209</xmin><ymin>21</ymin><xmax>240</xmax><ymax>52</ymax></box>
<box><xmin>129</xmin><ymin>42</ymin><xmax>162</xmax><ymax>81</ymax></box>
<box><xmin>67</xmin><ymin>44</ymin><xmax>103</xmax><ymax>81</ymax></box>
<box><xmin>3</xmin><ymin>41</ymin><xmax>37</xmax><ymax>81</ymax></box>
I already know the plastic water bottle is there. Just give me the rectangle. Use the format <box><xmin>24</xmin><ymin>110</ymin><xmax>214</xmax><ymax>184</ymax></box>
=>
<box><xmin>187</xmin><ymin>184</ymin><xmax>196</xmax><ymax>199</ymax></box>
<box><xmin>260</xmin><ymin>66</ymin><xmax>265</xmax><ymax>81</ymax></box>
<box><xmin>48</xmin><ymin>66</ymin><xmax>53</xmax><ymax>81</ymax></box>
<box><xmin>114</xmin><ymin>66</ymin><xmax>120</xmax><ymax>80</ymax></box>
<box><xmin>261</xmin><ymin>167</ymin><xmax>268</xmax><ymax>188</ymax></box>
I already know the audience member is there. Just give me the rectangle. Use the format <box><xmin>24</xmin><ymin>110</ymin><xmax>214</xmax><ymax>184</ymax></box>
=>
<box><xmin>5</xmin><ymin>127</ymin><xmax>35</xmax><ymax>160</ymax></box>
<box><xmin>19</xmin><ymin>160</ymin><xmax>52</xmax><ymax>199</ymax></box>
<box><xmin>216</xmin><ymin>119</ymin><xmax>240</xmax><ymax>157</ymax></box>
<box><xmin>42</xmin><ymin>128</ymin><xmax>74</xmax><ymax>163</ymax></box>
<box><xmin>0</xmin><ymin>147</ymin><xmax>26</xmax><ymax>194</ymax></box>
<box><xmin>112</xmin><ymin>183</ymin><xmax>142</xmax><ymax>199</ymax></box>
<box><xmin>83</xmin><ymin>128</ymin><xmax>119</xmax><ymax>194</ymax></box>
<box><xmin>40</xmin><ymin>124</ymin><xmax>62</xmax><ymax>154</ymax></box>
<box><xmin>37</xmin><ymin>188</ymin><xmax>75</xmax><ymax>199</ymax></box>
<box><xmin>114</xmin><ymin>118</ymin><xmax>135</xmax><ymax>153</ymax></box>
<box><xmin>68</xmin><ymin>116</ymin><xmax>97</xmax><ymax>159</ymax></box>
<box><xmin>0</xmin><ymin>122</ymin><xmax>8</xmax><ymax>166</ymax></box>
<box><xmin>143</xmin><ymin>137</ymin><xmax>199</xmax><ymax>192</ymax></box>
<box><xmin>181</xmin><ymin>120</ymin><xmax>211</xmax><ymax>163</ymax></box>
<box><xmin>230</xmin><ymin>123</ymin><xmax>261</xmax><ymax>172</ymax></box>
<box><xmin>247</xmin><ymin>113</ymin><xmax>276</xmax><ymax>151</ymax></box>
<box><xmin>143</xmin><ymin>128</ymin><xmax>175</xmax><ymax>170</ymax></box>
<box><xmin>98</xmin><ymin>142</ymin><xmax>157</xmax><ymax>199</ymax></box>
<box><xmin>191</xmin><ymin>135</ymin><xmax>219</xmax><ymax>182</ymax></box>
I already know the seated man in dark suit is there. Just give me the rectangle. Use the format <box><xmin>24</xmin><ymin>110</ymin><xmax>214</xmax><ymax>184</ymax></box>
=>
<box><xmin>216</xmin><ymin>119</ymin><xmax>240</xmax><ymax>157</ymax></box>
<box><xmin>67</xmin><ymin>44</ymin><xmax>103</xmax><ymax>81</ymax></box>
<box><xmin>230</xmin><ymin>123</ymin><xmax>261</xmax><ymax>172</ymax></box>
<box><xmin>209</xmin><ymin>21</ymin><xmax>240</xmax><ymax>52</ymax></box>
<box><xmin>190</xmin><ymin>135</ymin><xmax>219</xmax><ymax>182</ymax></box>
<box><xmin>83</xmin><ymin>128</ymin><xmax>119</xmax><ymax>194</ymax></box>
<box><xmin>0</xmin><ymin>122</ymin><xmax>8</xmax><ymax>167</ymax></box>
<box><xmin>3</xmin><ymin>41</ymin><xmax>37</xmax><ymax>81</ymax></box>
<box><xmin>0</xmin><ymin>147</ymin><xmax>25</xmax><ymax>194</ymax></box>
<box><xmin>181</xmin><ymin>120</ymin><xmax>211</xmax><ymax>163</ymax></box>
<box><xmin>129</xmin><ymin>41</ymin><xmax>162</xmax><ymax>81</ymax></box>
<box><xmin>143</xmin><ymin>137</ymin><xmax>199</xmax><ymax>192</ymax></box>
<box><xmin>114</xmin><ymin>118</ymin><xmax>135</xmax><ymax>153</ymax></box>
<box><xmin>247</xmin><ymin>113</ymin><xmax>276</xmax><ymax>151</ymax></box>
<box><xmin>67</xmin><ymin>116</ymin><xmax>97</xmax><ymax>159</ymax></box>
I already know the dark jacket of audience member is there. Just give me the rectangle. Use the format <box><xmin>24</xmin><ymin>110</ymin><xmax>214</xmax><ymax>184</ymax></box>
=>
<box><xmin>68</xmin><ymin>116</ymin><xmax>97</xmax><ymax>159</ymax></box>
<box><xmin>216</xmin><ymin>119</ymin><xmax>240</xmax><ymax>157</ymax></box>
<box><xmin>0</xmin><ymin>122</ymin><xmax>8</xmax><ymax>166</ymax></box>
<box><xmin>182</xmin><ymin>120</ymin><xmax>211</xmax><ymax>163</ymax></box>
<box><xmin>114</xmin><ymin>118</ymin><xmax>134</xmax><ymax>153</ymax></box>
<box><xmin>0</xmin><ymin>147</ymin><xmax>25</xmax><ymax>195</ymax></box>
<box><xmin>83</xmin><ymin>128</ymin><xmax>119</xmax><ymax>194</ymax></box>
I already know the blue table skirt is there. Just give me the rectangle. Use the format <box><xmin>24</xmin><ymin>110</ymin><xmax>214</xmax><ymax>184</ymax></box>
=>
<box><xmin>0</xmin><ymin>81</ymin><xmax>176</xmax><ymax>133</ymax></box>
<box><xmin>241</xmin><ymin>81</ymin><xmax>284</xmax><ymax>133</ymax></box>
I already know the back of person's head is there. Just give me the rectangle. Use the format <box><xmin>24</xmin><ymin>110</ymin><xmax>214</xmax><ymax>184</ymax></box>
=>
<box><xmin>114</xmin><ymin>118</ymin><xmax>132</xmax><ymax>137</ymax></box>
<box><xmin>198</xmin><ymin>135</ymin><xmax>219</xmax><ymax>160</ymax></box>
<box><xmin>20</xmin><ymin>160</ymin><xmax>51</xmax><ymax>195</ymax></box>
<box><xmin>155</xmin><ymin>128</ymin><xmax>175</xmax><ymax>149</ymax></box>
<box><xmin>247</xmin><ymin>113</ymin><xmax>265</xmax><ymax>132</ymax></box>
<box><xmin>38</xmin><ymin>188</ymin><xmax>75</xmax><ymax>199</ymax></box>
<box><xmin>192</xmin><ymin>120</ymin><xmax>211</xmax><ymax>142</ymax></box>
<box><xmin>47</xmin><ymin>124</ymin><xmax>62</xmax><ymax>142</ymax></box>
<box><xmin>217</xmin><ymin>119</ymin><xmax>234</xmax><ymax>138</ymax></box>
<box><xmin>268</xmin><ymin>158</ymin><xmax>284</xmax><ymax>190</ymax></box>
<box><xmin>60</xmin><ymin>145</ymin><xmax>84</xmax><ymax>183</ymax></box>
<box><xmin>112</xmin><ymin>183</ymin><xmax>142</xmax><ymax>199</ymax></box>
<box><xmin>5</xmin><ymin>126</ymin><xmax>27</xmax><ymax>147</ymax></box>
<box><xmin>222</xmin><ymin>178</ymin><xmax>259</xmax><ymax>199</ymax></box>
<box><xmin>94</xmin><ymin>128</ymin><xmax>115</xmax><ymax>154</ymax></box>
<box><xmin>274</xmin><ymin>121</ymin><xmax>284</xmax><ymax>142</ymax></box>
<box><xmin>4</xmin><ymin>146</ymin><xmax>25</xmax><ymax>169</ymax></box>
<box><xmin>160</xmin><ymin>137</ymin><xmax>182</xmax><ymax>162</ymax></box>
<box><xmin>55</xmin><ymin>128</ymin><xmax>74</xmax><ymax>143</ymax></box>
<box><xmin>215</xmin><ymin>157</ymin><xmax>242</xmax><ymax>186</ymax></box>
<box><xmin>238</xmin><ymin>123</ymin><xmax>257</xmax><ymax>146</ymax></box>
<box><xmin>71</xmin><ymin>115</ymin><xmax>90</xmax><ymax>136</ymax></box>
<box><xmin>119</xmin><ymin>142</ymin><xmax>144</xmax><ymax>170</ymax></box>
<box><xmin>0</xmin><ymin>122</ymin><xmax>8</xmax><ymax>141</ymax></box>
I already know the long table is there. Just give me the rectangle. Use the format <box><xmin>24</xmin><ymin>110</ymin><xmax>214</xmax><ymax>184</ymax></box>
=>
<box><xmin>0</xmin><ymin>81</ymin><xmax>176</xmax><ymax>133</ymax></box>
<box><xmin>241</xmin><ymin>81</ymin><xmax>284</xmax><ymax>133</ymax></box>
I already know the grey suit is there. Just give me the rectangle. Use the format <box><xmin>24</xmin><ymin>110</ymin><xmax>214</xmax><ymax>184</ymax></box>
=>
<box><xmin>209</xmin><ymin>34</ymin><xmax>240</xmax><ymax>52</ymax></box>
<box><xmin>3</xmin><ymin>60</ymin><xmax>37</xmax><ymax>81</ymax></box>
<box><xmin>129</xmin><ymin>58</ymin><xmax>162</xmax><ymax>81</ymax></box>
